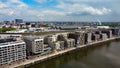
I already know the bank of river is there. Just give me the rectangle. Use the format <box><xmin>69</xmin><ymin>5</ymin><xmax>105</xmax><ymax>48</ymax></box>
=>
<box><xmin>29</xmin><ymin>39</ymin><xmax>120</xmax><ymax>68</ymax></box>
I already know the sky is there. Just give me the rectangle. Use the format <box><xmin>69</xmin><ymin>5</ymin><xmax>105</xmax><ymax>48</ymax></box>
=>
<box><xmin>0</xmin><ymin>0</ymin><xmax>120</xmax><ymax>22</ymax></box>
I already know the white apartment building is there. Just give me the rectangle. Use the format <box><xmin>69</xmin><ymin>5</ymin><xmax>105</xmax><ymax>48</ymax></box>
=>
<box><xmin>0</xmin><ymin>41</ymin><xmax>26</xmax><ymax>65</ymax></box>
<box><xmin>23</xmin><ymin>36</ymin><xmax>44</xmax><ymax>55</ymax></box>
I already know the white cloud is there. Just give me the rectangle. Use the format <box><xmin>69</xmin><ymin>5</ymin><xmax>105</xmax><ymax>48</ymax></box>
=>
<box><xmin>0</xmin><ymin>0</ymin><xmax>28</xmax><ymax>16</ymax></box>
<box><xmin>60</xmin><ymin>0</ymin><xmax>120</xmax><ymax>3</ymax></box>
<box><xmin>6</xmin><ymin>0</ymin><xmax>28</xmax><ymax>8</ymax></box>
<box><xmin>35</xmin><ymin>0</ymin><xmax>46</xmax><ymax>3</ymax></box>
<box><xmin>56</xmin><ymin>2</ymin><xmax>111</xmax><ymax>16</ymax></box>
<box><xmin>0</xmin><ymin>9</ymin><xmax>14</xmax><ymax>15</ymax></box>
<box><xmin>0</xmin><ymin>2</ymin><xmax>8</xmax><ymax>8</ymax></box>
<box><xmin>0</xmin><ymin>0</ymin><xmax>117</xmax><ymax>21</ymax></box>
<box><xmin>84</xmin><ymin>6</ymin><xmax>111</xmax><ymax>15</ymax></box>
<box><xmin>35</xmin><ymin>0</ymin><xmax>54</xmax><ymax>3</ymax></box>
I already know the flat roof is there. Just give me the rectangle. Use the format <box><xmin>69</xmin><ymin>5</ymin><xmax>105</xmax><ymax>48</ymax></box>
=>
<box><xmin>0</xmin><ymin>41</ymin><xmax>25</xmax><ymax>47</ymax></box>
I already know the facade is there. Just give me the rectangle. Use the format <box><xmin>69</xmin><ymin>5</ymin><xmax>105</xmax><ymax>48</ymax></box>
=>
<box><xmin>62</xmin><ymin>38</ymin><xmax>75</xmax><ymax>48</ymax></box>
<box><xmin>111</xmin><ymin>29</ymin><xmax>120</xmax><ymax>36</ymax></box>
<box><xmin>44</xmin><ymin>35</ymin><xmax>57</xmax><ymax>44</ymax></box>
<box><xmin>15</xmin><ymin>19</ymin><xmax>23</xmax><ymax>23</ymax></box>
<box><xmin>0</xmin><ymin>41</ymin><xmax>26</xmax><ymax>65</ymax></box>
<box><xmin>85</xmin><ymin>33</ymin><xmax>92</xmax><ymax>44</ymax></box>
<box><xmin>53</xmin><ymin>41</ymin><xmax>64</xmax><ymax>50</ymax></box>
<box><xmin>101</xmin><ymin>30</ymin><xmax>112</xmax><ymax>38</ymax></box>
<box><xmin>101</xmin><ymin>33</ymin><xmax>108</xmax><ymax>40</ymax></box>
<box><xmin>24</xmin><ymin>36</ymin><xmax>44</xmax><ymax>55</ymax></box>
<box><xmin>93</xmin><ymin>34</ymin><xmax>101</xmax><ymax>41</ymax></box>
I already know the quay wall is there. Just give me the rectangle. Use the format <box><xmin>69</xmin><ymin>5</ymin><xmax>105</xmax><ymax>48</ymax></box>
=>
<box><xmin>10</xmin><ymin>37</ymin><xmax>120</xmax><ymax>68</ymax></box>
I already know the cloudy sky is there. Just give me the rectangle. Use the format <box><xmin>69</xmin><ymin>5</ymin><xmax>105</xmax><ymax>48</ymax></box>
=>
<box><xmin>0</xmin><ymin>0</ymin><xmax>120</xmax><ymax>22</ymax></box>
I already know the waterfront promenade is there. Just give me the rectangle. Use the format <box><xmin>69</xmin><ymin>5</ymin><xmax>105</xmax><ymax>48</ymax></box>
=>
<box><xmin>9</xmin><ymin>37</ymin><xmax>120</xmax><ymax>68</ymax></box>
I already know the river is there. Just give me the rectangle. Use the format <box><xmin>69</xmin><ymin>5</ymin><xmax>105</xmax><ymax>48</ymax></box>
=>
<box><xmin>28</xmin><ymin>39</ymin><xmax>120</xmax><ymax>68</ymax></box>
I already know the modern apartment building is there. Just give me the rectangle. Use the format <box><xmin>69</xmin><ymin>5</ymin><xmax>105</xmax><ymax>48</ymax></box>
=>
<box><xmin>23</xmin><ymin>36</ymin><xmax>44</xmax><ymax>55</ymax></box>
<box><xmin>0</xmin><ymin>40</ymin><xmax>26</xmax><ymax>65</ymax></box>
<box><xmin>85</xmin><ymin>33</ymin><xmax>92</xmax><ymax>44</ymax></box>
<box><xmin>53</xmin><ymin>41</ymin><xmax>64</xmax><ymax>50</ymax></box>
<box><xmin>101</xmin><ymin>30</ymin><xmax>112</xmax><ymax>38</ymax></box>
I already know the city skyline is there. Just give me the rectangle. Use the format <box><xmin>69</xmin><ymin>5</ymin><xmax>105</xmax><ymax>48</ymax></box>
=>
<box><xmin>0</xmin><ymin>0</ymin><xmax>120</xmax><ymax>22</ymax></box>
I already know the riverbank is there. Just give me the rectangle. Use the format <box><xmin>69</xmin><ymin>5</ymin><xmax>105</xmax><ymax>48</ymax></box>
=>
<box><xmin>9</xmin><ymin>37</ymin><xmax>120</xmax><ymax>68</ymax></box>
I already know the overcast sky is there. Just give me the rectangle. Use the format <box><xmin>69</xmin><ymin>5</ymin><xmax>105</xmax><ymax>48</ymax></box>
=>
<box><xmin>0</xmin><ymin>0</ymin><xmax>120</xmax><ymax>22</ymax></box>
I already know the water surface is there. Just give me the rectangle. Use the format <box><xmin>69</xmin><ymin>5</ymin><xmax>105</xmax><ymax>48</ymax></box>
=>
<box><xmin>29</xmin><ymin>40</ymin><xmax>120</xmax><ymax>68</ymax></box>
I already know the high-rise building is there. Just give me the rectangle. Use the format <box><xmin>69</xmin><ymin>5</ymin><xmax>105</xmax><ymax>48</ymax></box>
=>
<box><xmin>15</xmin><ymin>19</ymin><xmax>23</xmax><ymax>23</ymax></box>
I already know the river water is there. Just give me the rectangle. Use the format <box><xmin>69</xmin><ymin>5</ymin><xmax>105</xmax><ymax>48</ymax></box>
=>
<box><xmin>29</xmin><ymin>39</ymin><xmax>120</xmax><ymax>68</ymax></box>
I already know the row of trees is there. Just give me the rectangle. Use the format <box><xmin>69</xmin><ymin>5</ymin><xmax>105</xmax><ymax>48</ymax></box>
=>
<box><xmin>0</xmin><ymin>27</ymin><xmax>16</xmax><ymax>32</ymax></box>
<box><xmin>102</xmin><ymin>23</ymin><xmax>120</xmax><ymax>27</ymax></box>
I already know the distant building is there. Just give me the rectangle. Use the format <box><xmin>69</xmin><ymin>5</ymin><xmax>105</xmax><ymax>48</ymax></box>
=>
<box><xmin>4</xmin><ymin>21</ymin><xmax>10</xmax><ymax>24</ymax></box>
<box><xmin>58</xmin><ymin>26</ymin><xmax>79</xmax><ymax>30</ymax></box>
<box><xmin>97</xmin><ymin>26</ymin><xmax>110</xmax><ymax>29</ymax></box>
<box><xmin>6</xmin><ymin>29</ymin><xmax>27</xmax><ymax>33</ymax></box>
<box><xmin>15</xmin><ymin>19</ymin><xmax>23</xmax><ymax>23</ymax></box>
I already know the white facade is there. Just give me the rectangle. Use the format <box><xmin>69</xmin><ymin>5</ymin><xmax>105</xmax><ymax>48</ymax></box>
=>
<box><xmin>24</xmin><ymin>36</ymin><xmax>45</xmax><ymax>54</ymax></box>
<box><xmin>32</xmin><ymin>38</ymin><xmax>44</xmax><ymax>54</ymax></box>
<box><xmin>6</xmin><ymin>29</ymin><xmax>27</xmax><ymax>33</ymax></box>
<box><xmin>102</xmin><ymin>33</ymin><xmax>108</xmax><ymax>40</ymax></box>
<box><xmin>97</xmin><ymin>26</ymin><xmax>110</xmax><ymax>29</ymax></box>
<box><xmin>0</xmin><ymin>41</ymin><xmax>26</xmax><ymax>65</ymax></box>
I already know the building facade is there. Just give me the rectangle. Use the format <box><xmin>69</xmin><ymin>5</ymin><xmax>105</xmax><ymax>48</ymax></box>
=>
<box><xmin>24</xmin><ymin>36</ymin><xmax>44</xmax><ymax>55</ymax></box>
<box><xmin>0</xmin><ymin>41</ymin><xmax>26</xmax><ymax>65</ymax></box>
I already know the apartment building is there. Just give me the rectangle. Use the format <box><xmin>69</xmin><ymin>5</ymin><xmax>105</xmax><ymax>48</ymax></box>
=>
<box><xmin>23</xmin><ymin>36</ymin><xmax>44</xmax><ymax>55</ymax></box>
<box><xmin>0</xmin><ymin>40</ymin><xmax>26</xmax><ymax>65</ymax></box>
<box><xmin>53</xmin><ymin>41</ymin><xmax>64</xmax><ymax>50</ymax></box>
<box><xmin>85</xmin><ymin>33</ymin><xmax>92</xmax><ymax>44</ymax></box>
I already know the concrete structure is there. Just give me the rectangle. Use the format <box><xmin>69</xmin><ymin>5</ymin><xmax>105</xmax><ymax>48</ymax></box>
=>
<box><xmin>68</xmin><ymin>31</ymin><xmax>85</xmax><ymax>46</ymax></box>
<box><xmin>6</xmin><ymin>29</ymin><xmax>27</xmax><ymax>33</ymax></box>
<box><xmin>44</xmin><ymin>34</ymin><xmax>58</xmax><ymax>44</ymax></box>
<box><xmin>23</xmin><ymin>36</ymin><xmax>44</xmax><ymax>55</ymax></box>
<box><xmin>0</xmin><ymin>40</ymin><xmax>26</xmax><ymax>65</ymax></box>
<box><xmin>97</xmin><ymin>26</ymin><xmax>110</xmax><ymax>29</ymax></box>
<box><xmin>85</xmin><ymin>33</ymin><xmax>92</xmax><ymax>44</ymax></box>
<box><xmin>92</xmin><ymin>34</ymin><xmax>101</xmax><ymax>41</ymax></box>
<box><xmin>100</xmin><ymin>33</ymin><xmax>108</xmax><ymax>40</ymax></box>
<box><xmin>15</xmin><ymin>19</ymin><xmax>23</xmax><ymax>23</ymax></box>
<box><xmin>53</xmin><ymin>41</ymin><xmax>64</xmax><ymax>50</ymax></box>
<box><xmin>101</xmin><ymin>30</ymin><xmax>112</xmax><ymax>38</ymax></box>
<box><xmin>66</xmin><ymin>39</ymin><xmax>75</xmax><ymax>48</ymax></box>
<box><xmin>111</xmin><ymin>28</ymin><xmax>120</xmax><ymax>36</ymax></box>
